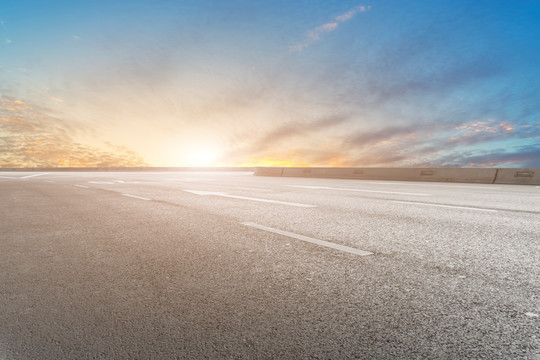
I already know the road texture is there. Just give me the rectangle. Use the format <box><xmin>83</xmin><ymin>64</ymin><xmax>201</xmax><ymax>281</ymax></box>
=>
<box><xmin>1</xmin><ymin>171</ymin><xmax>539</xmax><ymax>359</ymax></box>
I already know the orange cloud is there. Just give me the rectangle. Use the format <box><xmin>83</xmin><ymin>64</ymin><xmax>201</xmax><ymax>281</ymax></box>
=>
<box><xmin>454</xmin><ymin>119</ymin><xmax>515</xmax><ymax>137</ymax></box>
<box><xmin>1</xmin><ymin>96</ymin><xmax>148</xmax><ymax>168</ymax></box>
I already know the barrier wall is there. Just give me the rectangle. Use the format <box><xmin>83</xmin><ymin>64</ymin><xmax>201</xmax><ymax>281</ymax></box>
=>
<box><xmin>255</xmin><ymin>167</ymin><xmax>540</xmax><ymax>185</ymax></box>
<box><xmin>493</xmin><ymin>168</ymin><xmax>539</xmax><ymax>185</ymax></box>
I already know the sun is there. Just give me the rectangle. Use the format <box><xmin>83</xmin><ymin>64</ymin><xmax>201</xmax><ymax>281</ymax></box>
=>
<box><xmin>185</xmin><ymin>145</ymin><xmax>223</xmax><ymax>166</ymax></box>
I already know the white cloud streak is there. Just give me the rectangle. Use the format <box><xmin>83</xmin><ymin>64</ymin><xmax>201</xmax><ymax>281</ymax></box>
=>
<box><xmin>290</xmin><ymin>5</ymin><xmax>371</xmax><ymax>52</ymax></box>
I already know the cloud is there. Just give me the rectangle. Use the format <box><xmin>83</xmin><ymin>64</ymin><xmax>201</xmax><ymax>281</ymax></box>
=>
<box><xmin>415</xmin><ymin>145</ymin><xmax>540</xmax><ymax>168</ymax></box>
<box><xmin>49</xmin><ymin>96</ymin><xmax>64</xmax><ymax>103</ymax></box>
<box><xmin>225</xmin><ymin>114</ymin><xmax>351</xmax><ymax>162</ymax></box>
<box><xmin>5</xmin><ymin>38</ymin><xmax>11</xmax><ymax>44</ymax></box>
<box><xmin>290</xmin><ymin>4</ymin><xmax>371</xmax><ymax>52</ymax></box>
<box><xmin>0</xmin><ymin>96</ymin><xmax>148</xmax><ymax>167</ymax></box>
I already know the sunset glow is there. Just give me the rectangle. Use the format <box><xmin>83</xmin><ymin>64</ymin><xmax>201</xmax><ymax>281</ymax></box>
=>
<box><xmin>185</xmin><ymin>145</ymin><xmax>223</xmax><ymax>167</ymax></box>
<box><xmin>1</xmin><ymin>1</ymin><xmax>539</xmax><ymax>168</ymax></box>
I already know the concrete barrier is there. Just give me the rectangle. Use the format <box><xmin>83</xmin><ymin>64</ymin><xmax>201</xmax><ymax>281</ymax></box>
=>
<box><xmin>253</xmin><ymin>167</ymin><xmax>284</xmax><ymax>176</ymax></box>
<box><xmin>278</xmin><ymin>167</ymin><xmax>498</xmax><ymax>183</ymax></box>
<box><xmin>256</xmin><ymin>167</ymin><xmax>539</xmax><ymax>185</ymax></box>
<box><xmin>494</xmin><ymin>168</ymin><xmax>540</xmax><ymax>185</ymax></box>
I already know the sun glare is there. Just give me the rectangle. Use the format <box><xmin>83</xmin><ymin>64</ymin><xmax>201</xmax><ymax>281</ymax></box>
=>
<box><xmin>185</xmin><ymin>145</ymin><xmax>222</xmax><ymax>166</ymax></box>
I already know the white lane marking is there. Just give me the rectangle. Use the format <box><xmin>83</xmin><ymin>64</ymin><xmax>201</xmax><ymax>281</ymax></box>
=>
<box><xmin>114</xmin><ymin>179</ymin><xmax>140</xmax><ymax>184</ymax></box>
<box><xmin>362</xmin><ymin>182</ymin><xmax>500</xmax><ymax>189</ymax></box>
<box><xmin>74</xmin><ymin>184</ymin><xmax>89</xmax><ymax>188</ymax></box>
<box><xmin>171</xmin><ymin>178</ymin><xmax>215</xmax><ymax>182</ymax></box>
<box><xmin>89</xmin><ymin>181</ymin><xmax>114</xmax><ymax>184</ymax></box>
<box><xmin>242</xmin><ymin>222</ymin><xmax>373</xmax><ymax>256</ymax></box>
<box><xmin>184</xmin><ymin>190</ymin><xmax>315</xmax><ymax>208</ymax></box>
<box><xmin>234</xmin><ymin>187</ymin><xmax>272</xmax><ymax>192</ymax></box>
<box><xmin>0</xmin><ymin>175</ymin><xmax>17</xmax><ymax>179</ymax></box>
<box><xmin>20</xmin><ymin>173</ymin><xmax>49</xmax><ymax>179</ymax></box>
<box><xmin>44</xmin><ymin>181</ymin><xmax>55</xmax><ymax>183</ymax></box>
<box><xmin>389</xmin><ymin>200</ymin><xmax>498</xmax><ymax>212</ymax></box>
<box><xmin>287</xmin><ymin>185</ymin><xmax>430</xmax><ymax>196</ymax></box>
<box><xmin>122</xmin><ymin>193</ymin><xmax>151</xmax><ymax>201</ymax></box>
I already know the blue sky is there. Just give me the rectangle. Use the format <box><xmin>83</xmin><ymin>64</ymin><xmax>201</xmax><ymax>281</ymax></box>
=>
<box><xmin>1</xmin><ymin>0</ymin><xmax>539</xmax><ymax>167</ymax></box>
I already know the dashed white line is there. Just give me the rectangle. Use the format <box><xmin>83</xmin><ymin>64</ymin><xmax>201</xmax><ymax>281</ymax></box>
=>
<box><xmin>122</xmin><ymin>193</ymin><xmax>151</xmax><ymax>201</ymax></box>
<box><xmin>171</xmin><ymin>178</ymin><xmax>215</xmax><ymax>182</ymax></box>
<box><xmin>20</xmin><ymin>173</ymin><xmax>49</xmax><ymax>179</ymax></box>
<box><xmin>74</xmin><ymin>184</ymin><xmax>89</xmax><ymax>188</ymax></box>
<box><xmin>184</xmin><ymin>190</ymin><xmax>315</xmax><ymax>208</ymax></box>
<box><xmin>389</xmin><ymin>200</ymin><xmax>498</xmax><ymax>212</ymax></box>
<box><xmin>234</xmin><ymin>187</ymin><xmax>272</xmax><ymax>192</ymax></box>
<box><xmin>287</xmin><ymin>185</ymin><xmax>430</xmax><ymax>196</ymax></box>
<box><xmin>242</xmin><ymin>222</ymin><xmax>373</xmax><ymax>256</ymax></box>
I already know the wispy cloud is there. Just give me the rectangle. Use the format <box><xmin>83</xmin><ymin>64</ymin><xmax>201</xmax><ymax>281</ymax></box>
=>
<box><xmin>290</xmin><ymin>4</ymin><xmax>371</xmax><ymax>52</ymax></box>
<box><xmin>0</xmin><ymin>96</ymin><xmax>148</xmax><ymax>167</ymax></box>
<box><xmin>49</xmin><ymin>96</ymin><xmax>64</xmax><ymax>103</ymax></box>
<box><xmin>414</xmin><ymin>145</ymin><xmax>540</xmax><ymax>168</ymax></box>
<box><xmin>226</xmin><ymin>114</ymin><xmax>350</xmax><ymax>163</ymax></box>
<box><xmin>452</xmin><ymin>119</ymin><xmax>514</xmax><ymax>137</ymax></box>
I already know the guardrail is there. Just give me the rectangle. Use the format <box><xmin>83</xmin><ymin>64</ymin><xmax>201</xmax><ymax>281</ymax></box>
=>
<box><xmin>254</xmin><ymin>167</ymin><xmax>540</xmax><ymax>185</ymax></box>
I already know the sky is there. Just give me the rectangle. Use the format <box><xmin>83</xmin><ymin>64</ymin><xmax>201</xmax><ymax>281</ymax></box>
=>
<box><xmin>1</xmin><ymin>0</ymin><xmax>539</xmax><ymax>168</ymax></box>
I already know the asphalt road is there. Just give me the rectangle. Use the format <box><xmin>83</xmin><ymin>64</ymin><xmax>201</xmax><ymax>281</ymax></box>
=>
<box><xmin>1</xmin><ymin>171</ymin><xmax>539</xmax><ymax>359</ymax></box>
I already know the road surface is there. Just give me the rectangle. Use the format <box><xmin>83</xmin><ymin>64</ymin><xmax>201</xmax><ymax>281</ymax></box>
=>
<box><xmin>1</xmin><ymin>171</ymin><xmax>539</xmax><ymax>359</ymax></box>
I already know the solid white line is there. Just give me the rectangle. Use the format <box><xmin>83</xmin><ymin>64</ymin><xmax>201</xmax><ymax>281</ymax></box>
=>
<box><xmin>0</xmin><ymin>176</ymin><xmax>17</xmax><ymax>179</ymax></box>
<box><xmin>242</xmin><ymin>222</ymin><xmax>373</xmax><ymax>256</ymax></box>
<box><xmin>287</xmin><ymin>185</ymin><xmax>430</xmax><ymax>196</ymax></box>
<box><xmin>122</xmin><ymin>193</ymin><xmax>151</xmax><ymax>201</ymax></box>
<box><xmin>74</xmin><ymin>184</ymin><xmax>89</xmax><ymax>188</ymax></box>
<box><xmin>389</xmin><ymin>200</ymin><xmax>498</xmax><ymax>212</ymax></box>
<box><xmin>20</xmin><ymin>173</ymin><xmax>49</xmax><ymax>179</ymax></box>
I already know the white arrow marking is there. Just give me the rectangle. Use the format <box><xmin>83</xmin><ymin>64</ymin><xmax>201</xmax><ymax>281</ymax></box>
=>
<box><xmin>242</xmin><ymin>222</ymin><xmax>373</xmax><ymax>256</ymax></box>
<box><xmin>184</xmin><ymin>190</ymin><xmax>315</xmax><ymax>208</ymax></box>
<box><xmin>287</xmin><ymin>185</ymin><xmax>430</xmax><ymax>196</ymax></box>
